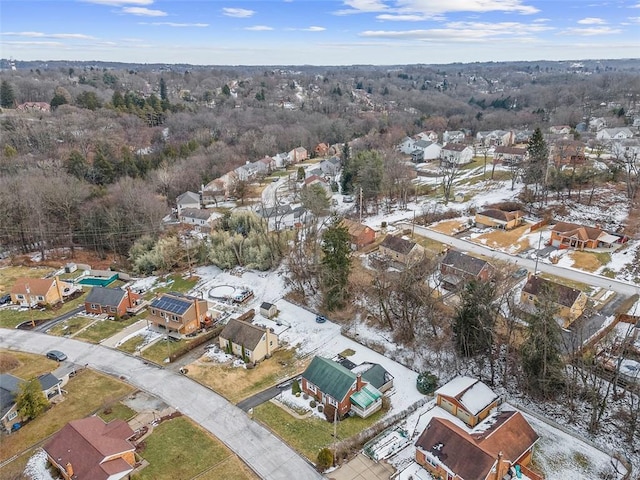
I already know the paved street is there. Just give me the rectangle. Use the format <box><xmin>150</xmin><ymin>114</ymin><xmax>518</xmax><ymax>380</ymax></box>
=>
<box><xmin>0</xmin><ymin>329</ymin><xmax>322</xmax><ymax>480</ymax></box>
<box><xmin>397</xmin><ymin>221</ymin><xmax>639</xmax><ymax>297</ymax></box>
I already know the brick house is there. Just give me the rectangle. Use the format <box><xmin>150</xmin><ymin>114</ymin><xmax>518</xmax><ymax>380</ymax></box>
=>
<box><xmin>415</xmin><ymin>411</ymin><xmax>540</xmax><ymax>480</ymax></box>
<box><xmin>475</xmin><ymin>209</ymin><xmax>524</xmax><ymax>230</ymax></box>
<box><xmin>44</xmin><ymin>417</ymin><xmax>135</xmax><ymax>480</ymax></box>
<box><xmin>10</xmin><ymin>277</ymin><xmax>73</xmax><ymax>307</ymax></box>
<box><xmin>550</xmin><ymin>222</ymin><xmax>620</xmax><ymax>250</ymax></box>
<box><xmin>439</xmin><ymin>250</ymin><xmax>493</xmax><ymax>290</ymax></box>
<box><xmin>84</xmin><ymin>287</ymin><xmax>140</xmax><ymax>317</ymax></box>
<box><xmin>301</xmin><ymin>356</ymin><xmax>383</xmax><ymax>419</ymax></box>
<box><xmin>341</xmin><ymin>219</ymin><xmax>376</xmax><ymax>250</ymax></box>
<box><xmin>147</xmin><ymin>292</ymin><xmax>208</xmax><ymax>336</ymax></box>
<box><xmin>218</xmin><ymin>318</ymin><xmax>279</xmax><ymax>363</ymax></box>
<box><xmin>521</xmin><ymin>275</ymin><xmax>588</xmax><ymax>328</ymax></box>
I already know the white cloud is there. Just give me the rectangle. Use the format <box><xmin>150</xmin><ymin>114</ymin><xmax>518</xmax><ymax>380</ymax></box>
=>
<box><xmin>145</xmin><ymin>22</ymin><xmax>209</xmax><ymax>27</ymax></box>
<box><xmin>285</xmin><ymin>26</ymin><xmax>326</xmax><ymax>31</ymax></box>
<box><xmin>3</xmin><ymin>41</ymin><xmax>64</xmax><ymax>46</ymax></box>
<box><xmin>82</xmin><ymin>0</ymin><xmax>153</xmax><ymax>5</ymax></box>
<box><xmin>122</xmin><ymin>6</ymin><xmax>167</xmax><ymax>16</ymax></box>
<box><xmin>376</xmin><ymin>14</ymin><xmax>433</xmax><ymax>21</ymax></box>
<box><xmin>336</xmin><ymin>0</ymin><xmax>538</xmax><ymax>16</ymax></box>
<box><xmin>244</xmin><ymin>25</ymin><xmax>274</xmax><ymax>31</ymax></box>
<box><xmin>627</xmin><ymin>16</ymin><xmax>640</xmax><ymax>23</ymax></box>
<box><xmin>2</xmin><ymin>31</ymin><xmax>95</xmax><ymax>39</ymax></box>
<box><xmin>578</xmin><ymin>17</ymin><xmax>606</xmax><ymax>24</ymax></box>
<box><xmin>222</xmin><ymin>7</ymin><xmax>255</xmax><ymax>18</ymax></box>
<box><xmin>562</xmin><ymin>26</ymin><xmax>622</xmax><ymax>35</ymax></box>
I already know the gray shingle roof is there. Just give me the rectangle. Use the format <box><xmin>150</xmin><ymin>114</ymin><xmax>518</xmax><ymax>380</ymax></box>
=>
<box><xmin>85</xmin><ymin>287</ymin><xmax>126</xmax><ymax>308</ymax></box>
<box><xmin>380</xmin><ymin>235</ymin><xmax>417</xmax><ymax>255</ymax></box>
<box><xmin>220</xmin><ymin>319</ymin><xmax>267</xmax><ymax>350</ymax></box>
<box><xmin>441</xmin><ymin>250</ymin><xmax>489</xmax><ymax>277</ymax></box>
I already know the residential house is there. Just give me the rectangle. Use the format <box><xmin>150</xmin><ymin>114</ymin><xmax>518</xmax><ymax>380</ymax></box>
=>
<box><xmin>492</xmin><ymin>146</ymin><xmax>527</xmax><ymax>165</ymax></box>
<box><xmin>301</xmin><ymin>356</ymin><xmax>383</xmax><ymax>419</ymax></box>
<box><xmin>272</xmin><ymin>152</ymin><xmax>291</xmax><ymax>168</ymax></box>
<box><xmin>551</xmin><ymin>139</ymin><xmax>587</xmax><ymax>166</ymax></box>
<box><xmin>218</xmin><ymin>318</ymin><xmax>279</xmax><ymax>363</ymax></box>
<box><xmin>443</xmin><ymin>130</ymin><xmax>466</xmax><ymax>143</ymax></box>
<box><xmin>289</xmin><ymin>146</ymin><xmax>308</xmax><ymax>163</ymax></box>
<box><xmin>1</xmin><ymin>373</ymin><xmax>62</xmax><ymax>431</ymax></box>
<box><xmin>513</xmin><ymin>129</ymin><xmax>533</xmax><ymax>143</ymax></box>
<box><xmin>550</xmin><ymin>222</ymin><xmax>620</xmax><ymax>250</ymax></box>
<box><xmin>351</xmin><ymin>363</ymin><xmax>394</xmax><ymax>393</ymax></box>
<box><xmin>435</xmin><ymin>376</ymin><xmax>500</xmax><ymax>428</ymax></box>
<box><xmin>589</xmin><ymin>117</ymin><xmax>607</xmax><ymax>131</ymax></box>
<box><xmin>596</xmin><ymin>127</ymin><xmax>634</xmax><ymax>141</ymax></box>
<box><xmin>315</xmin><ymin>142</ymin><xmax>330</xmax><ymax>157</ymax></box>
<box><xmin>201</xmin><ymin>178</ymin><xmax>226</xmax><ymax>205</ymax></box>
<box><xmin>259</xmin><ymin>155</ymin><xmax>276</xmax><ymax>173</ymax></box>
<box><xmin>84</xmin><ymin>287</ymin><xmax>140</xmax><ymax>317</ymax></box>
<box><xmin>147</xmin><ymin>292</ymin><xmax>208</xmax><ymax>336</ymax></box>
<box><xmin>341</xmin><ymin>218</ymin><xmax>376</xmax><ymax>250</ymax></box>
<box><xmin>440</xmin><ymin>250</ymin><xmax>493</xmax><ymax>290</ymax></box>
<box><xmin>398</xmin><ymin>136</ymin><xmax>417</xmax><ymax>154</ymax></box>
<box><xmin>415</xmin><ymin>412</ymin><xmax>540</xmax><ymax>480</ymax></box>
<box><xmin>417</xmin><ymin>130</ymin><xmax>439</xmax><ymax>143</ymax></box>
<box><xmin>260</xmin><ymin>301</ymin><xmax>277</xmax><ymax>319</ymax></box>
<box><xmin>44</xmin><ymin>417</ymin><xmax>135</xmax><ymax>480</ymax></box>
<box><xmin>10</xmin><ymin>277</ymin><xmax>73</xmax><ymax>307</ymax></box>
<box><xmin>179</xmin><ymin>208</ymin><xmax>221</xmax><ymax>232</ymax></box>
<box><xmin>475</xmin><ymin>208</ymin><xmax>524</xmax><ymax>230</ymax></box>
<box><xmin>521</xmin><ymin>275</ymin><xmax>588</xmax><ymax>328</ymax></box>
<box><xmin>476</xmin><ymin>130</ymin><xmax>512</xmax><ymax>147</ymax></box>
<box><xmin>440</xmin><ymin>143</ymin><xmax>474</xmax><ymax>166</ymax></box>
<box><xmin>304</xmin><ymin>174</ymin><xmax>333</xmax><ymax>197</ymax></box>
<box><xmin>550</xmin><ymin>125</ymin><xmax>571</xmax><ymax>135</ymax></box>
<box><xmin>320</xmin><ymin>157</ymin><xmax>341</xmax><ymax>176</ymax></box>
<box><xmin>176</xmin><ymin>191</ymin><xmax>200</xmax><ymax>214</ymax></box>
<box><xmin>411</xmin><ymin>140</ymin><xmax>442</xmax><ymax>162</ymax></box>
<box><xmin>379</xmin><ymin>235</ymin><xmax>424</xmax><ymax>265</ymax></box>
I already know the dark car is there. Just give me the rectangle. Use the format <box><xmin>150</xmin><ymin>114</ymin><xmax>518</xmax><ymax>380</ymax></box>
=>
<box><xmin>315</xmin><ymin>315</ymin><xmax>327</xmax><ymax>324</ymax></box>
<box><xmin>512</xmin><ymin>267</ymin><xmax>528</xmax><ymax>279</ymax></box>
<box><xmin>0</xmin><ymin>294</ymin><xmax>10</xmax><ymax>305</ymax></box>
<box><xmin>46</xmin><ymin>350</ymin><xmax>67</xmax><ymax>362</ymax></box>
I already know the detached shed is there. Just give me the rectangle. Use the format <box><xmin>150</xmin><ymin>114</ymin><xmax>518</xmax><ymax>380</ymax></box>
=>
<box><xmin>260</xmin><ymin>302</ymin><xmax>277</xmax><ymax>319</ymax></box>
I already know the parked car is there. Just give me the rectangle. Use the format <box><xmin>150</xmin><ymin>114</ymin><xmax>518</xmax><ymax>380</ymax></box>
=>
<box><xmin>315</xmin><ymin>315</ymin><xmax>327</xmax><ymax>324</ymax></box>
<box><xmin>46</xmin><ymin>350</ymin><xmax>67</xmax><ymax>362</ymax></box>
<box><xmin>512</xmin><ymin>267</ymin><xmax>528</xmax><ymax>279</ymax></box>
<box><xmin>204</xmin><ymin>344</ymin><xmax>216</xmax><ymax>351</ymax></box>
<box><xmin>0</xmin><ymin>294</ymin><xmax>10</xmax><ymax>305</ymax></box>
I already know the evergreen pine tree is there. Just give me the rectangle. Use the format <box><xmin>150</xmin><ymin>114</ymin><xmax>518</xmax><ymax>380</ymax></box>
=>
<box><xmin>320</xmin><ymin>215</ymin><xmax>351</xmax><ymax>310</ymax></box>
<box><xmin>16</xmin><ymin>379</ymin><xmax>48</xmax><ymax>420</ymax></box>
<box><xmin>0</xmin><ymin>80</ymin><xmax>16</xmax><ymax>108</ymax></box>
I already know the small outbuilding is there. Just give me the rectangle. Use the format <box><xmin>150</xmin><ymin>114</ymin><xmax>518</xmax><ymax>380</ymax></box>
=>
<box><xmin>260</xmin><ymin>301</ymin><xmax>278</xmax><ymax>319</ymax></box>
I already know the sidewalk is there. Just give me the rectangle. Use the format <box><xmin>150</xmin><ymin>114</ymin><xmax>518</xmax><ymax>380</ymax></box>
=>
<box><xmin>101</xmin><ymin>319</ymin><xmax>148</xmax><ymax>348</ymax></box>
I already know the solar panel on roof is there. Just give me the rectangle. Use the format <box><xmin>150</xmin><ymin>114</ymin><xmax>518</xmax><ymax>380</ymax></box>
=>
<box><xmin>150</xmin><ymin>295</ymin><xmax>191</xmax><ymax>314</ymax></box>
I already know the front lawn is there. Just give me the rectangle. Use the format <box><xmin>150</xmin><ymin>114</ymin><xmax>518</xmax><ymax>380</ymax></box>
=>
<box><xmin>0</xmin><ymin>292</ymin><xmax>87</xmax><ymax>329</ymax></box>
<box><xmin>187</xmin><ymin>348</ymin><xmax>306</xmax><ymax>404</ymax></box>
<box><xmin>118</xmin><ymin>335</ymin><xmax>146</xmax><ymax>354</ymax></box>
<box><xmin>47</xmin><ymin>317</ymin><xmax>94</xmax><ymax>337</ymax></box>
<box><xmin>97</xmin><ymin>401</ymin><xmax>137</xmax><ymax>422</ymax></box>
<box><xmin>133</xmin><ymin>416</ymin><xmax>254</xmax><ymax>480</ymax></box>
<box><xmin>569</xmin><ymin>250</ymin><xmax>611</xmax><ymax>273</ymax></box>
<box><xmin>0</xmin><ymin>369</ymin><xmax>133</xmax><ymax>462</ymax></box>
<box><xmin>0</xmin><ymin>349</ymin><xmax>58</xmax><ymax>379</ymax></box>
<box><xmin>75</xmin><ymin>316</ymin><xmax>139</xmax><ymax>343</ymax></box>
<box><xmin>0</xmin><ymin>266</ymin><xmax>55</xmax><ymax>295</ymax></box>
<box><xmin>141</xmin><ymin>338</ymin><xmax>184</xmax><ymax>364</ymax></box>
<box><xmin>253</xmin><ymin>400</ymin><xmax>386</xmax><ymax>461</ymax></box>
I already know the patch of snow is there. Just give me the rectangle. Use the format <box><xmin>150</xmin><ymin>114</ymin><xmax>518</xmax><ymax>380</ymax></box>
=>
<box><xmin>24</xmin><ymin>448</ymin><xmax>59</xmax><ymax>480</ymax></box>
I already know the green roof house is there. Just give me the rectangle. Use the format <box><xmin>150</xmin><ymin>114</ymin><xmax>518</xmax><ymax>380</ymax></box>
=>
<box><xmin>301</xmin><ymin>356</ymin><xmax>383</xmax><ymax>419</ymax></box>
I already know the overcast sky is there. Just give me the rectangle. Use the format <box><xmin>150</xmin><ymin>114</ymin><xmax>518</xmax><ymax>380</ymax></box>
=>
<box><xmin>1</xmin><ymin>0</ymin><xmax>639</xmax><ymax>65</ymax></box>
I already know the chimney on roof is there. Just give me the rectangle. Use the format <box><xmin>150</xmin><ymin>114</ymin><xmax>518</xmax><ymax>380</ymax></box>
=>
<box><xmin>54</xmin><ymin>276</ymin><xmax>64</xmax><ymax>302</ymax></box>
<box><xmin>65</xmin><ymin>462</ymin><xmax>74</xmax><ymax>477</ymax></box>
<box><xmin>356</xmin><ymin>373</ymin><xmax>365</xmax><ymax>392</ymax></box>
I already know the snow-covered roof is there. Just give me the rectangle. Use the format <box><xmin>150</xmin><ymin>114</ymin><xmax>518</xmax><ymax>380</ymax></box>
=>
<box><xmin>435</xmin><ymin>376</ymin><xmax>499</xmax><ymax>415</ymax></box>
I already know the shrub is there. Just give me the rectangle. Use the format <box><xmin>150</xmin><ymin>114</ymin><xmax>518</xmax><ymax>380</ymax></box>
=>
<box><xmin>416</xmin><ymin>371</ymin><xmax>439</xmax><ymax>395</ymax></box>
<box><xmin>316</xmin><ymin>448</ymin><xmax>334</xmax><ymax>472</ymax></box>
<box><xmin>292</xmin><ymin>379</ymin><xmax>301</xmax><ymax>395</ymax></box>
<box><xmin>303</xmin><ymin>393</ymin><xmax>309</xmax><ymax>400</ymax></box>
<box><xmin>317</xmin><ymin>405</ymin><xmax>323</xmax><ymax>413</ymax></box>
<box><xmin>310</xmin><ymin>400</ymin><xmax>317</xmax><ymax>408</ymax></box>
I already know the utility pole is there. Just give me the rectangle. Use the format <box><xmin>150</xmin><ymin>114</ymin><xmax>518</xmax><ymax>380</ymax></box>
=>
<box><xmin>359</xmin><ymin>186</ymin><xmax>363</xmax><ymax>224</ymax></box>
<box><xmin>26</xmin><ymin>284</ymin><xmax>36</xmax><ymax>328</ymax></box>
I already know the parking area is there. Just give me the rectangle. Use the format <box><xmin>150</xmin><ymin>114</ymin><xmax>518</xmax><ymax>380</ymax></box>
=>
<box><xmin>327</xmin><ymin>453</ymin><xmax>394</xmax><ymax>480</ymax></box>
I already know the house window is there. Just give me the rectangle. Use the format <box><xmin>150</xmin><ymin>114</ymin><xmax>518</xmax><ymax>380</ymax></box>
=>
<box><xmin>150</xmin><ymin>309</ymin><xmax>156</xmax><ymax>315</ymax></box>
<box><xmin>8</xmin><ymin>411</ymin><xmax>17</xmax><ymax>421</ymax></box>
<box><xmin>37</xmin><ymin>295</ymin><xmax>45</xmax><ymax>301</ymax></box>
<box><xmin>426</xmin><ymin>455</ymin><xmax>438</xmax><ymax>467</ymax></box>
<box><xmin>307</xmin><ymin>383</ymin><xmax>317</xmax><ymax>394</ymax></box>
<box><xmin>109</xmin><ymin>307</ymin><xmax>117</xmax><ymax>313</ymax></box>
<box><xmin>91</xmin><ymin>303</ymin><xmax>99</xmax><ymax>309</ymax></box>
<box><xmin>326</xmin><ymin>396</ymin><xmax>337</xmax><ymax>407</ymax></box>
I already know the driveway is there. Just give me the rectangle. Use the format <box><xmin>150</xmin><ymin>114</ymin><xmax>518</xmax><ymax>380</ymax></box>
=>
<box><xmin>0</xmin><ymin>329</ymin><xmax>322</xmax><ymax>480</ymax></box>
<box><xmin>34</xmin><ymin>305</ymin><xmax>85</xmax><ymax>332</ymax></box>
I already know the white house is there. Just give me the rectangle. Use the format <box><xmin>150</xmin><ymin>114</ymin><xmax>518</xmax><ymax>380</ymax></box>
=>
<box><xmin>176</xmin><ymin>191</ymin><xmax>200</xmax><ymax>214</ymax></box>
<box><xmin>443</xmin><ymin>130</ymin><xmax>466</xmax><ymax>143</ymax></box>
<box><xmin>272</xmin><ymin>152</ymin><xmax>291</xmax><ymax>168</ymax></box>
<box><xmin>597</xmin><ymin>127</ymin><xmax>634</xmax><ymax>141</ymax></box>
<box><xmin>476</xmin><ymin>130</ymin><xmax>512</xmax><ymax>147</ymax></box>
<box><xmin>398</xmin><ymin>136</ymin><xmax>417</xmax><ymax>154</ymax></box>
<box><xmin>441</xmin><ymin>143</ymin><xmax>474</xmax><ymax>166</ymax></box>
<box><xmin>179</xmin><ymin>208</ymin><xmax>221</xmax><ymax>232</ymax></box>
<box><xmin>417</xmin><ymin>130</ymin><xmax>439</xmax><ymax>143</ymax></box>
<box><xmin>411</xmin><ymin>140</ymin><xmax>442</xmax><ymax>162</ymax></box>
<box><xmin>550</xmin><ymin>125</ymin><xmax>571</xmax><ymax>135</ymax></box>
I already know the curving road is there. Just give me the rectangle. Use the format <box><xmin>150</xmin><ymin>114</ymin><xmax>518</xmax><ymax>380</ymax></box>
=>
<box><xmin>397</xmin><ymin>221</ymin><xmax>639</xmax><ymax>297</ymax></box>
<box><xmin>0</xmin><ymin>329</ymin><xmax>322</xmax><ymax>480</ymax></box>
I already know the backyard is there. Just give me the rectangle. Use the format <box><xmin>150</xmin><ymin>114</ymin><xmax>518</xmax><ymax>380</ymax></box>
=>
<box><xmin>0</xmin><ymin>266</ymin><xmax>56</xmax><ymax>295</ymax></box>
<box><xmin>0</xmin><ymin>292</ymin><xmax>87</xmax><ymax>329</ymax></box>
<box><xmin>132</xmin><ymin>416</ymin><xmax>257</xmax><ymax>480</ymax></box>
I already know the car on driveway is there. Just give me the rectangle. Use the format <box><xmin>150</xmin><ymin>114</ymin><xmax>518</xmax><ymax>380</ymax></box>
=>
<box><xmin>315</xmin><ymin>315</ymin><xmax>327</xmax><ymax>324</ymax></box>
<box><xmin>0</xmin><ymin>294</ymin><xmax>10</xmax><ymax>305</ymax></box>
<box><xmin>46</xmin><ymin>350</ymin><xmax>67</xmax><ymax>362</ymax></box>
